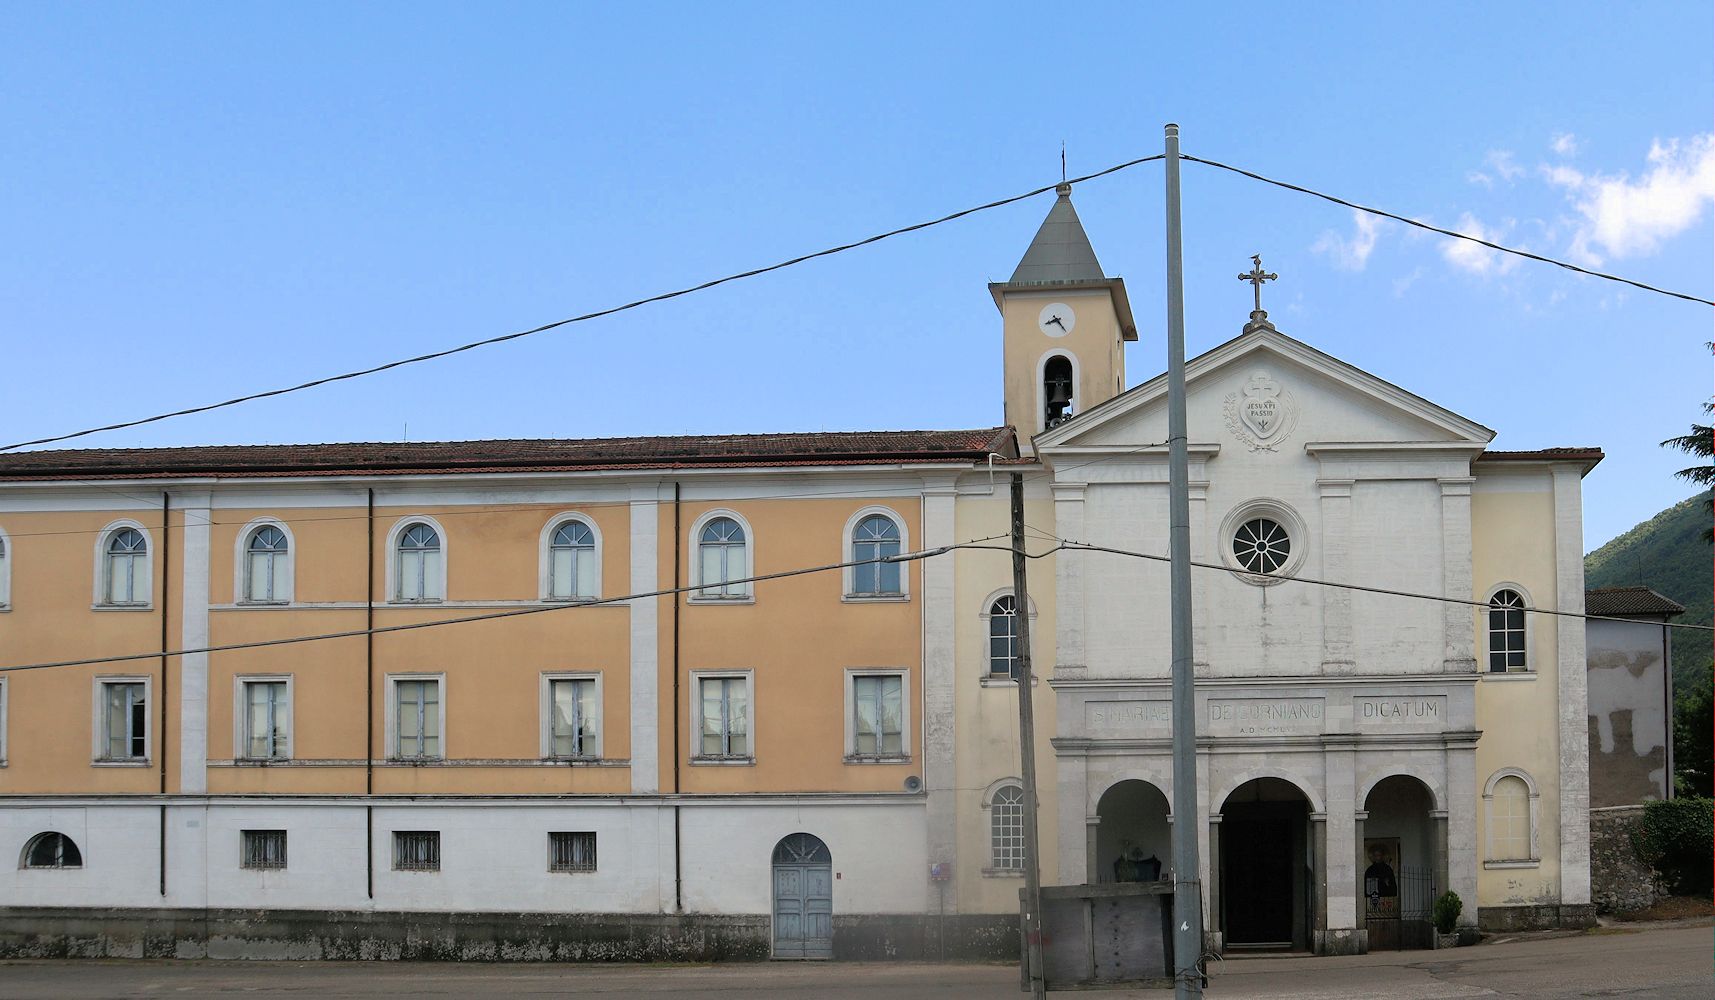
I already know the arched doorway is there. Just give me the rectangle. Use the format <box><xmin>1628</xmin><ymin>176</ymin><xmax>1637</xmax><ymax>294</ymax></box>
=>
<box><xmin>771</xmin><ymin>833</ymin><xmax>832</xmax><ymax>959</ymax></box>
<box><xmin>1219</xmin><ymin>777</ymin><xmax>1313</xmax><ymax>951</ymax></box>
<box><xmin>1362</xmin><ymin>776</ymin><xmax>1436</xmax><ymax>950</ymax></box>
<box><xmin>1094</xmin><ymin>780</ymin><xmax>1171</xmax><ymax>883</ymax></box>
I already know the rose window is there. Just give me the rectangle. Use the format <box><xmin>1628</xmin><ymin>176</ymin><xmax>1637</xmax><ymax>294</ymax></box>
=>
<box><xmin>1232</xmin><ymin>517</ymin><xmax>1290</xmax><ymax>574</ymax></box>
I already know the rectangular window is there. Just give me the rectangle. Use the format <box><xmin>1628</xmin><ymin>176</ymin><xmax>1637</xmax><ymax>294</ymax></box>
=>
<box><xmin>100</xmin><ymin>681</ymin><xmax>147</xmax><ymax>760</ymax></box>
<box><xmin>696</xmin><ymin>675</ymin><xmax>750</xmax><ymax>759</ymax></box>
<box><xmin>394</xmin><ymin>678</ymin><xmax>441</xmax><ymax>759</ymax></box>
<box><xmin>241</xmin><ymin>830</ymin><xmax>288</xmax><ymax>870</ymax></box>
<box><xmin>242</xmin><ymin>680</ymin><xmax>290</xmax><ymax>759</ymax></box>
<box><xmin>548</xmin><ymin>831</ymin><xmax>598</xmax><ymax>873</ymax></box>
<box><xmin>393</xmin><ymin>831</ymin><xmax>440</xmax><ymax>872</ymax></box>
<box><xmin>548</xmin><ymin>677</ymin><xmax>598</xmax><ymax>757</ymax></box>
<box><xmin>851</xmin><ymin>673</ymin><xmax>904</xmax><ymax>757</ymax></box>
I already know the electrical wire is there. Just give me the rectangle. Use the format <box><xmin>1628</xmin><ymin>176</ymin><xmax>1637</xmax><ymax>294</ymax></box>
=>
<box><xmin>1182</xmin><ymin>153</ymin><xmax>1715</xmax><ymax>308</ymax></box>
<box><xmin>0</xmin><ymin>156</ymin><xmax>1165</xmax><ymax>454</ymax></box>
<box><xmin>1037</xmin><ymin>531</ymin><xmax>1715</xmax><ymax>632</ymax></box>
<box><xmin>0</xmin><ymin>535</ymin><xmax>1013</xmax><ymax>673</ymax></box>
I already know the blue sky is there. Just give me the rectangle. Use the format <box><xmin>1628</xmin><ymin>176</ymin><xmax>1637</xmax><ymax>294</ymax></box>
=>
<box><xmin>2</xmin><ymin>3</ymin><xmax>1710</xmax><ymax>550</ymax></box>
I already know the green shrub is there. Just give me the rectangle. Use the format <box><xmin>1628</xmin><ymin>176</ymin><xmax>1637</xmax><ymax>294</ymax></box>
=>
<box><xmin>1432</xmin><ymin>891</ymin><xmax>1462</xmax><ymax>934</ymax></box>
<box><xmin>1632</xmin><ymin>797</ymin><xmax>1715</xmax><ymax>895</ymax></box>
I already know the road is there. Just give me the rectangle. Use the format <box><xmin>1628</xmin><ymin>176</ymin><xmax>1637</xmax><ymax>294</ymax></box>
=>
<box><xmin>0</xmin><ymin>924</ymin><xmax>1706</xmax><ymax>999</ymax></box>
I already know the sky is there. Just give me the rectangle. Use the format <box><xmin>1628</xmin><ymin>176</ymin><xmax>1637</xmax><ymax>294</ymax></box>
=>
<box><xmin>1</xmin><ymin>3</ymin><xmax>1710</xmax><ymax>552</ymax></box>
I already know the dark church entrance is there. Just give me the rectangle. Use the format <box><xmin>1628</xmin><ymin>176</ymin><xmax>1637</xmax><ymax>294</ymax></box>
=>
<box><xmin>1218</xmin><ymin>778</ymin><xmax>1312</xmax><ymax>952</ymax></box>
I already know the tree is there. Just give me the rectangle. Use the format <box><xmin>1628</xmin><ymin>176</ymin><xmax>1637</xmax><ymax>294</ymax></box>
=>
<box><xmin>1660</xmin><ymin>344</ymin><xmax>1713</xmax><ymax>542</ymax></box>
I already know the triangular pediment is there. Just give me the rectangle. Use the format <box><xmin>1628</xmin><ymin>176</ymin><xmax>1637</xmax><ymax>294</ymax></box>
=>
<box><xmin>1035</xmin><ymin>326</ymin><xmax>1495</xmax><ymax>455</ymax></box>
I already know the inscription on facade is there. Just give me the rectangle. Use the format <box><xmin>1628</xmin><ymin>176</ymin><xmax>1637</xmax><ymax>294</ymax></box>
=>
<box><xmin>1355</xmin><ymin>695</ymin><xmax>1447</xmax><ymax>727</ymax></box>
<box><xmin>1084</xmin><ymin>701</ymin><xmax>1172</xmax><ymax>735</ymax></box>
<box><xmin>1205</xmin><ymin>698</ymin><xmax>1325</xmax><ymax>736</ymax></box>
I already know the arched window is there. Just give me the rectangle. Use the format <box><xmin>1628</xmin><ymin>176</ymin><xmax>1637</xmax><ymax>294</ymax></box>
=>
<box><xmin>395</xmin><ymin>522</ymin><xmax>443</xmax><ymax>602</ymax></box>
<box><xmin>850</xmin><ymin>514</ymin><xmax>902</xmax><ymax>596</ymax></box>
<box><xmin>21</xmin><ymin>832</ymin><xmax>82</xmax><ymax>869</ymax></box>
<box><xmin>990</xmin><ymin>785</ymin><xmax>1025</xmax><ymax>870</ymax></box>
<box><xmin>988</xmin><ymin>595</ymin><xmax>1019</xmax><ymax>679</ymax></box>
<box><xmin>1487</xmin><ymin>589</ymin><xmax>1528</xmax><ymax>672</ymax></box>
<box><xmin>697</xmin><ymin>516</ymin><xmax>749</xmax><ymax>599</ymax></box>
<box><xmin>103</xmin><ymin>527</ymin><xmax>149</xmax><ymax>605</ymax></box>
<box><xmin>1044</xmin><ymin>355</ymin><xmax>1075</xmax><ymax>427</ymax></box>
<box><xmin>546</xmin><ymin>519</ymin><xmax>598</xmax><ymax>600</ymax></box>
<box><xmin>244</xmin><ymin>525</ymin><xmax>289</xmax><ymax>603</ymax></box>
<box><xmin>1483</xmin><ymin>769</ymin><xmax>1539</xmax><ymax>864</ymax></box>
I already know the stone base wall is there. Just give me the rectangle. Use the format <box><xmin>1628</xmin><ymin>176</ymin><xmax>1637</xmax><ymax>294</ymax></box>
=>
<box><xmin>1476</xmin><ymin>903</ymin><xmax>1598</xmax><ymax>932</ymax></box>
<box><xmin>1589</xmin><ymin>806</ymin><xmax>1667</xmax><ymax>915</ymax></box>
<box><xmin>0</xmin><ymin>907</ymin><xmax>1017</xmax><ymax>962</ymax></box>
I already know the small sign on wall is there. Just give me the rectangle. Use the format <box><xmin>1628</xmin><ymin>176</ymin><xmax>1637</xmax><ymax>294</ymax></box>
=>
<box><xmin>929</xmin><ymin>862</ymin><xmax>951</xmax><ymax>881</ymax></box>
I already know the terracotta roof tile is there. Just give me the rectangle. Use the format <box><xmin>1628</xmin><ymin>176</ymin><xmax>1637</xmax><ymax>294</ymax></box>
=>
<box><xmin>1585</xmin><ymin>587</ymin><xmax>1686</xmax><ymax>618</ymax></box>
<box><xmin>0</xmin><ymin>428</ymin><xmax>1017</xmax><ymax>481</ymax></box>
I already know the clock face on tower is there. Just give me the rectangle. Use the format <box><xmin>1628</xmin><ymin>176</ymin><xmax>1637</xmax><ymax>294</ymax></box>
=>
<box><xmin>1038</xmin><ymin>302</ymin><xmax>1075</xmax><ymax>337</ymax></box>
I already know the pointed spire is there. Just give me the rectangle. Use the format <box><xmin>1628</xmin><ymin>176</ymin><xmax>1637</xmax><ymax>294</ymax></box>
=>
<box><xmin>1008</xmin><ymin>183</ymin><xmax>1106</xmax><ymax>284</ymax></box>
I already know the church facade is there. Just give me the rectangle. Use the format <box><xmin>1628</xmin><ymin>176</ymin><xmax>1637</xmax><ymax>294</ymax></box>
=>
<box><xmin>0</xmin><ymin>185</ymin><xmax>1595</xmax><ymax>959</ymax></box>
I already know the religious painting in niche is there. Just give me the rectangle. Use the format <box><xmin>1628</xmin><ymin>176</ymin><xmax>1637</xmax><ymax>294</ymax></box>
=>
<box><xmin>1364</xmin><ymin>838</ymin><xmax>1401</xmax><ymax>918</ymax></box>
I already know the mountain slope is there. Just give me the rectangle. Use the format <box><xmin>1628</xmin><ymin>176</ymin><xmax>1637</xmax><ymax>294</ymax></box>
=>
<box><xmin>1585</xmin><ymin>491</ymin><xmax>1712</xmax><ymax>695</ymax></box>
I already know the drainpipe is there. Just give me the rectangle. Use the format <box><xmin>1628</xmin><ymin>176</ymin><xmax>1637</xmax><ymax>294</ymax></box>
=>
<box><xmin>159</xmin><ymin>491</ymin><xmax>170</xmax><ymax>897</ymax></box>
<box><xmin>366</xmin><ymin>487</ymin><xmax>376</xmax><ymax>898</ymax></box>
<box><xmin>672</xmin><ymin>481</ymin><xmax>683</xmax><ymax>912</ymax></box>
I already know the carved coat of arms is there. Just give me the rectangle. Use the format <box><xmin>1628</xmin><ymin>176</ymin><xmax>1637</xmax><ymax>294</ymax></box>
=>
<box><xmin>1223</xmin><ymin>371</ymin><xmax>1299</xmax><ymax>452</ymax></box>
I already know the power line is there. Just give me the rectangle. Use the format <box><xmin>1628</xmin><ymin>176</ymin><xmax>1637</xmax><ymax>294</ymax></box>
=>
<box><xmin>0</xmin><ymin>156</ymin><xmax>1165</xmax><ymax>454</ymax></box>
<box><xmin>1041</xmin><ymin>532</ymin><xmax>1715</xmax><ymax>632</ymax></box>
<box><xmin>0</xmin><ymin>535</ymin><xmax>1013</xmax><ymax>674</ymax></box>
<box><xmin>1182</xmin><ymin>153</ymin><xmax>1715</xmax><ymax>308</ymax></box>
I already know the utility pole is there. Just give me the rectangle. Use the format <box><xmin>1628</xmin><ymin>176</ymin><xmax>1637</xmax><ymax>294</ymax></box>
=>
<box><xmin>1164</xmin><ymin>123</ymin><xmax>1205</xmax><ymax>998</ymax></box>
<box><xmin>1010</xmin><ymin>471</ymin><xmax>1046</xmax><ymax>1000</ymax></box>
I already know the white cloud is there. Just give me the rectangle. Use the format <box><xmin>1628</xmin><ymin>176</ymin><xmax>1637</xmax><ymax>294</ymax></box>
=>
<box><xmin>1466</xmin><ymin>170</ymin><xmax>1493</xmax><ymax>189</ymax></box>
<box><xmin>1544</xmin><ymin>133</ymin><xmax>1715</xmax><ymax>263</ymax></box>
<box><xmin>1392</xmin><ymin>266</ymin><xmax>1425</xmax><ymax>297</ymax></box>
<box><xmin>1485</xmin><ymin>149</ymin><xmax>1525</xmax><ymax>182</ymax></box>
<box><xmin>1440</xmin><ymin>213</ymin><xmax>1520</xmax><ymax>276</ymax></box>
<box><xmin>1311</xmin><ymin>209</ymin><xmax>1380</xmax><ymax>271</ymax></box>
<box><xmin>1550</xmin><ymin>132</ymin><xmax>1580</xmax><ymax>157</ymax></box>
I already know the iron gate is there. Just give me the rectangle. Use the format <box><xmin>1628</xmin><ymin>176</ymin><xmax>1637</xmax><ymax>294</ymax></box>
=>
<box><xmin>1368</xmin><ymin>864</ymin><xmax>1434</xmax><ymax>950</ymax></box>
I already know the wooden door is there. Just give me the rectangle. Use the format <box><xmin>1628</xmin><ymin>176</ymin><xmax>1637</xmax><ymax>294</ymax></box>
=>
<box><xmin>772</xmin><ymin>834</ymin><xmax>833</xmax><ymax>959</ymax></box>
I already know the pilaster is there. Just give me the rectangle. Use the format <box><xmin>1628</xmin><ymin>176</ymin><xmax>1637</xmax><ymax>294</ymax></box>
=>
<box><xmin>1439</xmin><ymin>477</ymin><xmax>1477</xmax><ymax>673</ymax></box>
<box><xmin>1317</xmin><ymin>480</ymin><xmax>1355</xmax><ymax>673</ymax></box>
<box><xmin>1551</xmin><ymin>465</ymin><xmax>1591</xmax><ymax>904</ymax></box>
<box><xmin>1189</xmin><ymin>480</ymin><xmax>1210</xmax><ymax>670</ymax></box>
<box><xmin>177</xmin><ymin>491</ymin><xmax>212</xmax><ymax>794</ymax></box>
<box><xmin>1324</xmin><ymin>744</ymin><xmax>1358</xmax><ymax>932</ymax></box>
<box><xmin>627</xmin><ymin>483</ymin><xmax>661</xmax><ymax>795</ymax></box>
<box><xmin>920</xmin><ymin>481</ymin><xmax>960</xmax><ymax>908</ymax></box>
<box><xmin>1050</xmin><ymin>481</ymin><xmax>1086</xmax><ymax>677</ymax></box>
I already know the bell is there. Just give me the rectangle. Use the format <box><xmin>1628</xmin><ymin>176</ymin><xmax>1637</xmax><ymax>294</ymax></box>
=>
<box><xmin>1045</xmin><ymin>379</ymin><xmax>1074</xmax><ymax>426</ymax></box>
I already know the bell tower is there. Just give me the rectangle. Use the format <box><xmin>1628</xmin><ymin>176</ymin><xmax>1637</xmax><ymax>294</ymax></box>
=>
<box><xmin>990</xmin><ymin>183</ymin><xmax>1137</xmax><ymax>452</ymax></box>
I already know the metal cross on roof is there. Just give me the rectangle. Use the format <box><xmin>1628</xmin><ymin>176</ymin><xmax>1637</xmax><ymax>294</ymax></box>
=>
<box><xmin>1238</xmin><ymin>254</ymin><xmax>1278</xmax><ymax>314</ymax></box>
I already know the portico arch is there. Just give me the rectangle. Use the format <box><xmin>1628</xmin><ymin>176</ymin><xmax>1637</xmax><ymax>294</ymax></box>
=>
<box><xmin>1093</xmin><ymin>779</ymin><xmax>1170</xmax><ymax>884</ymax></box>
<box><xmin>1212</xmin><ymin>767</ymin><xmax>1326</xmax><ymax>815</ymax></box>
<box><xmin>1217</xmin><ymin>777</ymin><xmax>1316</xmax><ymax>952</ymax></box>
<box><xmin>1361</xmin><ymin>775</ymin><xmax>1438</xmax><ymax>950</ymax></box>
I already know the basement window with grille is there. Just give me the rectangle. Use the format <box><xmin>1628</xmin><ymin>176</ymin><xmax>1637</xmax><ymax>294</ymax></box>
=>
<box><xmin>241</xmin><ymin>830</ymin><xmax>288</xmax><ymax>870</ymax></box>
<box><xmin>548</xmin><ymin>831</ymin><xmax>598</xmax><ymax>873</ymax></box>
<box><xmin>393</xmin><ymin>831</ymin><xmax>441</xmax><ymax>872</ymax></box>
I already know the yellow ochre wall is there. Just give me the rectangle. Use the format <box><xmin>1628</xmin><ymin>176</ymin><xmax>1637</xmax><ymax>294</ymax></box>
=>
<box><xmin>0</xmin><ymin>508</ymin><xmax>172</xmax><ymax>794</ymax></box>
<box><xmin>1470</xmin><ymin>471</ymin><xmax>1563</xmax><ymax>909</ymax></box>
<box><xmin>999</xmin><ymin>288</ymin><xmax>1125</xmax><ymax>445</ymax></box>
<box><xmin>0</xmin><ymin>488</ymin><xmax>933</xmax><ymax>799</ymax></box>
<box><xmin>659</xmin><ymin>497</ymin><xmax>925</xmax><ymax>795</ymax></box>
<box><xmin>952</xmin><ymin>488</ymin><xmax>1058</xmax><ymax>912</ymax></box>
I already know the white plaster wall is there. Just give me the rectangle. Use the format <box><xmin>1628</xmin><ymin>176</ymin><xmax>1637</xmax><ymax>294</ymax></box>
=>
<box><xmin>677</xmin><ymin>801</ymin><xmax>927</xmax><ymax>914</ymax></box>
<box><xmin>0</xmin><ymin>805</ymin><xmax>163</xmax><ymax>908</ymax></box>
